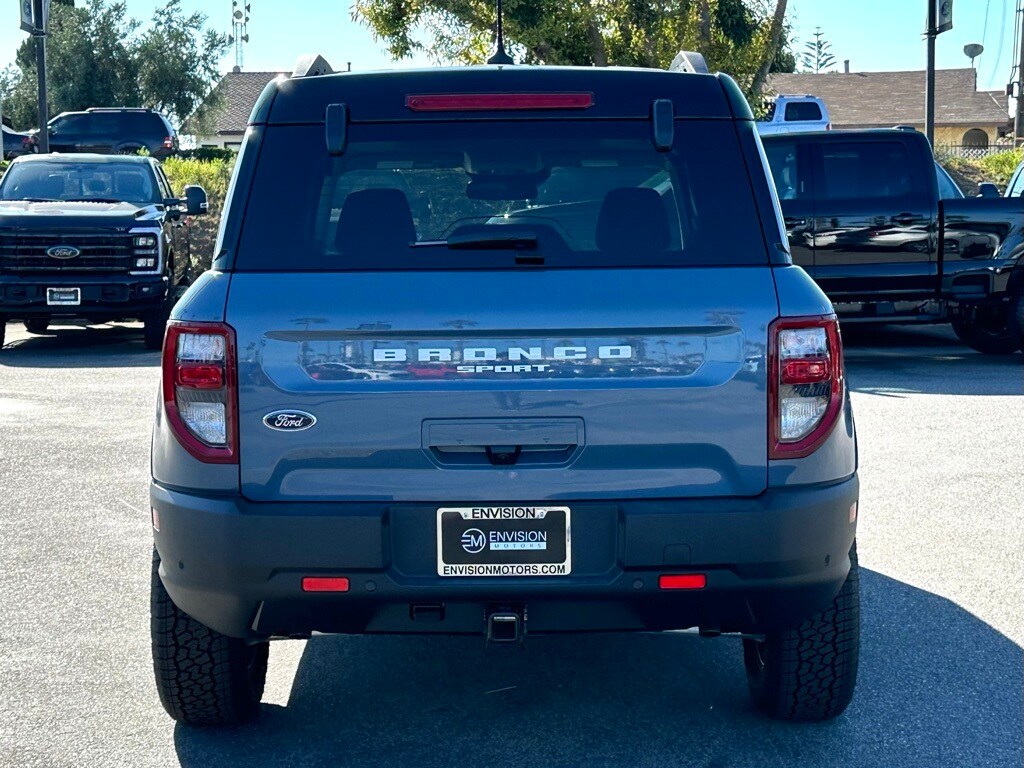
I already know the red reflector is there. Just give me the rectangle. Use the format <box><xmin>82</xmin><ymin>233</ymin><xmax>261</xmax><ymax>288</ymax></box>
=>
<box><xmin>659</xmin><ymin>574</ymin><xmax>707</xmax><ymax>590</ymax></box>
<box><xmin>302</xmin><ymin>577</ymin><xmax>350</xmax><ymax>593</ymax></box>
<box><xmin>781</xmin><ymin>358</ymin><xmax>830</xmax><ymax>384</ymax></box>
<box><xmin>406</xmin><ymin>92</ymin><xmax>594</xmax><ymax>112</ymax></box>
<box><xmin>174</xmin><ymin>363</ymin><xmax>224</xmax><ymax>389</ymax></box>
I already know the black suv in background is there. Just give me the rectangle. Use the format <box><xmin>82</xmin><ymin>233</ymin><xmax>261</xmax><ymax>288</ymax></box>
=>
<box><xmin>29</xmin><ymin>108</ymin><xmax>179</xmax><ymax>159</ymax></box>
<box><xmin>2</xmin><ymin>124</ymin><xmax>34</xmax><ymax>159</ymax></box>
<box><xmin>0</xmin><ymin>154</ymin><xmax>207</xmax><ymax>349</ymax></box>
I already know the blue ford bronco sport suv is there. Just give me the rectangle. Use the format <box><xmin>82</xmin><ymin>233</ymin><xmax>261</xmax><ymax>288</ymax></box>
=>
<box><xmin>150</xmin><ymin>53</ymin><xmax>860</xmax><ymax>725</ymax></box>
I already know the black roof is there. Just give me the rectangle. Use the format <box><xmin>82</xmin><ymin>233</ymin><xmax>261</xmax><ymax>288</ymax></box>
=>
<box><xmin>251</xmin><ymin>66</ymin><xmax>751</xmax><ymax>125</ymax></box>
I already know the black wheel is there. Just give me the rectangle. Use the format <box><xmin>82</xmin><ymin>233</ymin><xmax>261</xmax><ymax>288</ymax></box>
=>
<box><xmin>24</xmin><ymin>319</ymin><xmax>50</xmax><ymax>335</ymax></box>
<box><xmin>151</xmin><ymin>548</ymin><xmax>268</xmax><ymax>726</ymax></box>
<box><xmin>743</xmin><ymin>543</ymin><xmax>860</xmax><ymax>722</ymax></box>
<box><xmin>143</xmin><ymin>309</ymin><xmax>168</xmax><ymax>350</ymax></box>
<box><xmin>951</xmin><ymin>297</ymin><xmax>1022</xmax><ymax>355</ymax></box>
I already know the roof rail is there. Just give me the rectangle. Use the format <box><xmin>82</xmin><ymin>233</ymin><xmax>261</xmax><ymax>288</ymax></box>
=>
<box><xmin>293</xmin><ymin>54</ymin><xmax>334</xmax><ymax>78</ymax></box>
<box><xmin>86</xmin><ymin>107</ymin><xmax>152</xmax><ymax>112</ymax></box>
<box><xmin>668</xmin><ymin>51</ymin><xmax>709</xmax><ymax>74</ymax></box>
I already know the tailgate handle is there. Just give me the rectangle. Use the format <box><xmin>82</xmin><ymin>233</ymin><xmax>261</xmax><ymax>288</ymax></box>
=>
<box><xmin>424</xmin><ymin>419</ymin><xmax>584</xmax><ymax>467</ymax></box>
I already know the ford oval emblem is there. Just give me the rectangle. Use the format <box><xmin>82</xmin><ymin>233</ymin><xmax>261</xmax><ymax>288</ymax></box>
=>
<box><xmin>47</xmin><ymin>246</ymin><xmax>80</xmax><ymax>259</ymax></box>
<box><xmin>263</xmin><ymin>410</ymin><xmax>317</xmax><ymax>432</ymax></box>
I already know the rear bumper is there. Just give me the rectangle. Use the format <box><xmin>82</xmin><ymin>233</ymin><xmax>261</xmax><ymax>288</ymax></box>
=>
<box><xmin>151</xmin><ymin>475</ymin><xmax>859</xmax><ymax>640</ymax></box>
<box><xmin>0</xmin><ymin>274</ymin><xmax>168</xmax><ymax>318</ymax></box>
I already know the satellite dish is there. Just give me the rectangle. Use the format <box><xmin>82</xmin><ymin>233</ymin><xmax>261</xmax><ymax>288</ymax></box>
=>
<box><xmin>964</xmin><ymin>43</ymin><xmax>984</xmax><ymax>66</ymax></box>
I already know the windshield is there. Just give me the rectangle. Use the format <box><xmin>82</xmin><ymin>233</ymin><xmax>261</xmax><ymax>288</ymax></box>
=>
<box><xmin>235</xmin><ymin>120</ymin><xmax>768</xmax><ymax>270</ymax></box>
<box><xmin>0</xmin><ymin>161</ymin><xmax>159</xmax><ymax>204</ymax></box>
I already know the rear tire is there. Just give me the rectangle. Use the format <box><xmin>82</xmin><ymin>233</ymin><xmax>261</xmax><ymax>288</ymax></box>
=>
<box><xmin>24</xmin><ymin>319</ymin><xmax>50</xmax><ymax>335</ymax></box>
<box><xmin>743</xmin><ymin>543</ymin><xmax>860</xmax><ymax>722</ymax></box>
<box><xmin>143</xmin><ymin>308</ymin><xmax>168</xmax><ymax>350</ymax></box>
<box><xmin>150</xmin><ymin>548</ymin><xmax>269</xmax><ymax>726</ymax></box>
<box><xmin>951</xmin><ymin>296</ymin><xmax>1023</xmax><ymax>355</ymax></box>
<box><xmin>0</xmin><ymin>320</ymin><xmax>6</xmax><ymax>349</ymax></box>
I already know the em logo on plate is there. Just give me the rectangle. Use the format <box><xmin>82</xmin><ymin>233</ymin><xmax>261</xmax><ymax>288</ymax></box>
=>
<box><xmin>461</xmin><ymin>528</ymin><xmax>486</xmax><ymax>554</ymax></box>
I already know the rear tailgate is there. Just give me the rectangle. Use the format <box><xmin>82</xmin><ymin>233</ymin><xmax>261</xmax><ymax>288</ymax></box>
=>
<box><xmin>229</xmin><ymin>268</ymin><xmax>777</xmax><ymax>502</ymax></box>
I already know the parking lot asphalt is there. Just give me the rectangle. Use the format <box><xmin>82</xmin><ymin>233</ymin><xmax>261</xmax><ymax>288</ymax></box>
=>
<box><xmin>0</xmin><ymin>320</ymin><xmax>1021</xmax><ymax>768</ymax></box>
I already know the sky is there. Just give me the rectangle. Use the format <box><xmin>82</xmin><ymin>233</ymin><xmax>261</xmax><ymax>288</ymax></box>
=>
<box><xmin>0</xmin><ymin>0</ymin><xmax>1017</xmax><ymax>93</ymax></box>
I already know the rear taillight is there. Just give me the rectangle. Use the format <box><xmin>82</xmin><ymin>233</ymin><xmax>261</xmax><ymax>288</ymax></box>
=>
<box><xmin>768</xmin><ymin>316</ymin><xmax>843</xmax><ymax>459</ymax></box>
<box><xmin>163</xmin><ymin>136</ymin><xmax>174</xmax><ymax>149</ymax></box>
<box><xmin>162</xmin><ymin>321</ymin><xmax>237</xmax><ymax>464</ymax></box>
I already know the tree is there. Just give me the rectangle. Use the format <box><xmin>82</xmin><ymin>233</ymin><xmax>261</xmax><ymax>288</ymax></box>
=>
<box><xmin>135</xmin><ymin>1</ymin><xmax>228</xmax><ymax>128</ymax></box>
<box><xmin>0</xmin><ymin>0</ymin><xmax>226</xmax><ymax>129</ymax></box>
<box><xmin>352</xmin><ymin>0</ymin><xmax>795</xmax><ymax>99</ymax></box>
<box><xmin>800</xmin><ymin>26</ymin><xmax>835</xmax><ymax>73</ymax></box>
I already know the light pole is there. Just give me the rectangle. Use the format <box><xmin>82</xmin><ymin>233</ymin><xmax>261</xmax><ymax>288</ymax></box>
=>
<box><xmin>21</xmin><ymin>0</ymin><xmax>50</xmax><ymax>152</ymax></box>
<box><xmin>924</xmin><ymin>1</ymin><xmax>954</xmax><ymax>151</ymax></box>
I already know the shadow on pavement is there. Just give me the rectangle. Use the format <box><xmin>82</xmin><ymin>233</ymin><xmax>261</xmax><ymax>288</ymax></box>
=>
<box><xmin>173</xmin><ymin>570</ymin><xmax>1022</xmax><ymax>768</ymax></box>
<box><xmin>842</xmin><ymin>324</ymin><xmax>1022</xmax><ymax>397</ymax></box>
<box><xmin>0</xmin><ymin>322</ymin><xmax>158</xmax><ymax>367</ymax></box>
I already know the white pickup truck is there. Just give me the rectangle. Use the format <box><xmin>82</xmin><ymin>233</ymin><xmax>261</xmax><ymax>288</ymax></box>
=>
<box><xmin>757</xmin><ymin>95</ymin><xmax>831</xmax><ymax>135</ymax></box>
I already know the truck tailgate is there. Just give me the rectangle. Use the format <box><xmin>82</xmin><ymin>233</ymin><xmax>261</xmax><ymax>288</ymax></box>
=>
<box><xmin>228</xmin><ymin>268</ymin><xmax>778</xmax><ymax>502</ymax></box>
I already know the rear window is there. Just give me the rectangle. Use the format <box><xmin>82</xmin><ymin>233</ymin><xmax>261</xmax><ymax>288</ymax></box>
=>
<box><xmin>234</xmin><ymin>120</ymin><xmax>768</xmax><ymax>270</ymax></box>
<box><xmin>784</xmin><ymin>102</ymin><xmax>822</xmax><ymax>122</ymax></box>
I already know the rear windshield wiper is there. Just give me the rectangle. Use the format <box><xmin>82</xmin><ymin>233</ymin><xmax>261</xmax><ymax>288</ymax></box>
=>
<box><xmin>445</xmin><ymin>231</ymin><xmax>539</xmax><ymax>250</ymax></box>
<box><xmin>19</xmin><ymin>197</ymin><xmax>60</xmax><ymax>202</ymax></box>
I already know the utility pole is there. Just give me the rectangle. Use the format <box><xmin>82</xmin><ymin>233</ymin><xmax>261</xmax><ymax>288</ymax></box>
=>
<box><xmin>34</xmin><ymin>29</ymin><xmax>48</xmax><ymax>152</ymax></box>
<box><xmin>1015</xmin><ymin>0</ymin><xmax>1024</xmax><ymax>145</ymax></box>
<box><xmin>925</xmin><ymin>1</ymin><xmax>955</xmax><ymax>151</ymax></box>
<box><xmin>925</xmin><ymin>1</ymin><xmax>936</xmax><ymax>148</ymax></box>
<box><xmin>23</xmin><ymin>0</ymin><xmax>50</xmax><ymax>153</ymax></box>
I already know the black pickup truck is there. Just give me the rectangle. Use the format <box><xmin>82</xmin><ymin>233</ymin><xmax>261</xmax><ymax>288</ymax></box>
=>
<box><xmin>763</xmin><ymin>129</ymin><xmax>1024</xmax><ymax>353</ymax></box>
<box><xmin>0</xmin><ymin>154</ymin><xmax>207</xmax><ymax>350</ymax></box>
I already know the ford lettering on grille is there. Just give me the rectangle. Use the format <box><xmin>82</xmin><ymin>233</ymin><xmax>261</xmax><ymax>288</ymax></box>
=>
<box><xmin>263</xmin><ymin>410</ymin><xmax>317</xmax><ymax>431</ymax></box>
<box><xmin>46</xmin><ymin>246</ymin><xmax>81</xmax><ymax>259</ymax></box>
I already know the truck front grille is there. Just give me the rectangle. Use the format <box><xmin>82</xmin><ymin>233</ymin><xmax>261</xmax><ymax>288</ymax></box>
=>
<box><xmin>0</xmin><ymin>231</ymin><xmax>136</xmax><ymax>273</ymax></box>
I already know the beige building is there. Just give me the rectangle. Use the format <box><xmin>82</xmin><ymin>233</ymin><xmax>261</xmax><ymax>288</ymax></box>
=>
<box><xmin>184</xmin><ymin>68</ymin><xmax>285</xmax><ymax>150</ymax></box>
<box><xmin>768</xmin><ymin>68</ymin><xmax>1010</xmax><ymax>147</ymax></box>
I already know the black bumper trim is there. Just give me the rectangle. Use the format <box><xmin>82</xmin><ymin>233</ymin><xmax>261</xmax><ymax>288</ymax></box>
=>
<box><xmin>152</xmin><ymin>476</ymin><xmax>859</xmax><ymax>640</ymax></box>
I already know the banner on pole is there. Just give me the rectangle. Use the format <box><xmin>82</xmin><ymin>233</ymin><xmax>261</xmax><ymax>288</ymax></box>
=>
<box><xmin>935</xmin><ymin>0</ymin><xmax>953</xmax><ymax>34</ymax></box>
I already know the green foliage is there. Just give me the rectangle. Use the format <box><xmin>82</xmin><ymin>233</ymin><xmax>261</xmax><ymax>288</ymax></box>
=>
<box><xmin>161</xmin><ymin>156</ymin><xmax>236</xmax><ymax>270</ymax></box>
<box><xmin>976</xmin><ymin>147</ymin><xmax>1024</xmax><ymax>187</ymax></box>
<box><xmin>0</xmin><ymin>0</ymin><xmax>226</xmax><ymax>130</ymax></box>
<box><xmin>941</xmin><ymin>148</ymin><xmax>1022</xmax><ymax>196</ymax></box>
<box><xmin>177</xmin><ymin>146</ymin><xmax>238</xmax><ymax>163</ymax></box>
<box><xmin>800</xmin><ymin>26</ymin><xmax>835</xmax><ymax>73</ymax></box>
<box><xmin>352</xmin><ymin>0</ymin><xmax>794</xmax><ymax>97</ymax></box>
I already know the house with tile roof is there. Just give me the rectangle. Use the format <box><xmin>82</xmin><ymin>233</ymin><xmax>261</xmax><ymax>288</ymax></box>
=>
<box><xmin>768</xmin><ymin>68</ymin><xmax>1010</xmax><ymax>148</ymax></box>
<box><xmin>183</xmin><ymin>68</ymin><xmax>285</xmax><ymax>149</ymax></box>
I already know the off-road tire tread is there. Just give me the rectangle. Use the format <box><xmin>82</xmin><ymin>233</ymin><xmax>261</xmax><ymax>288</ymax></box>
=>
<box><xmin>150</xmin><ymin>548</ymin><xmax>268</xmax><ymax>726</ymax></box>
<box><xmin>744</xmin><ymin>544</ymin><xmax>860</xmax><ymax>722</ymax></box>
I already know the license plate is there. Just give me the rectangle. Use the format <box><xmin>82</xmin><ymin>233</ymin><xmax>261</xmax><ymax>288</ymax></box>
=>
<box><xmin>437</xmin><ymin>506</ymin><xmax>571</xmax><ymax>577</ymax></box>
<box><xmin>46</xmin><ymin>287</ymin><xmax>80</xmax><ymax>306</ymax></box>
